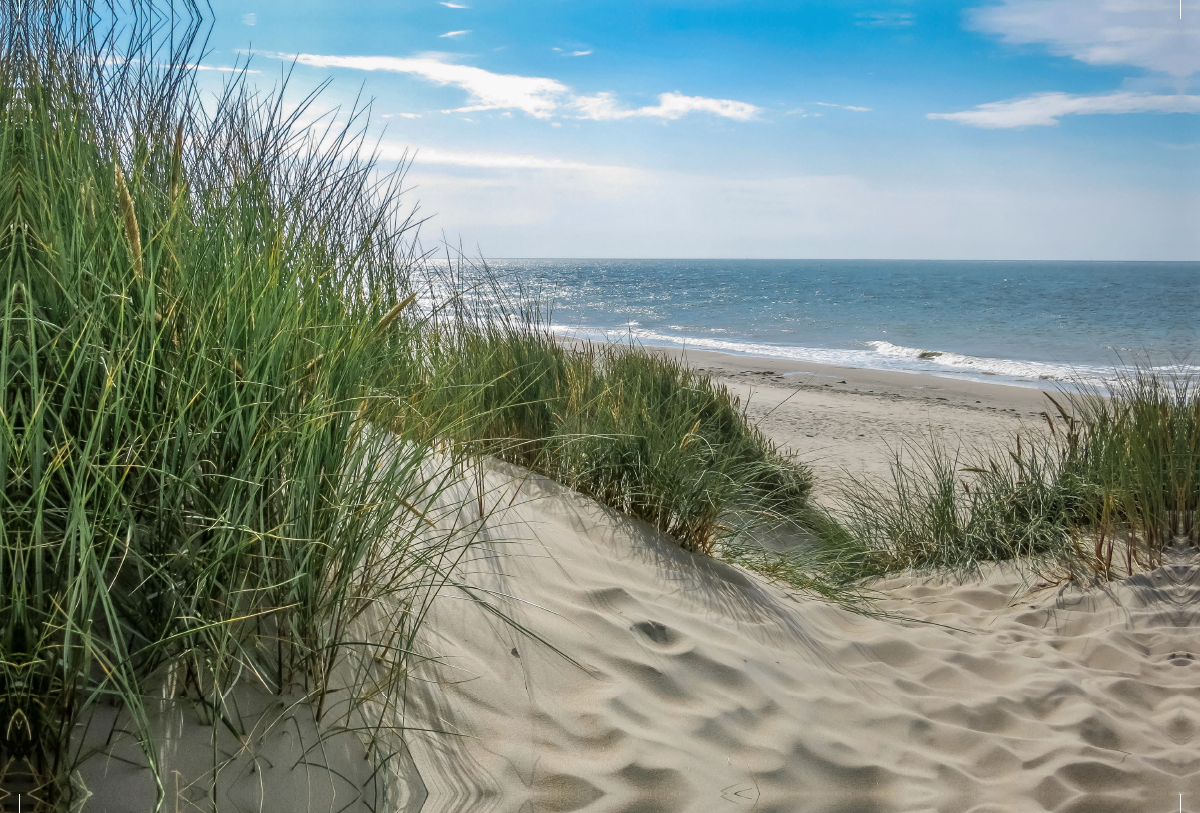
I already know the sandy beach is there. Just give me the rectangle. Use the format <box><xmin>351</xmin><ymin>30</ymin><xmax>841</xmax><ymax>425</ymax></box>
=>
<box><xmin>73</xmin><ymin>375</ymin><xmax>1199</xmax><ymax>813</ymax></box>
<box><xmin>72</xmin><ymin>353</ymin><xmax>1177</xmax><ymax>813</ymax></box>
<box><xmin>394</xmin><ymin>358</ymin><xmax>1196</xmax><ymax>813</ymax></box>
<box><xmin>637</xmin><ymin>346</ymin><xmax>1055</xmax><ymax>490</ymax></box>
<box><xmin>404</xmin><ymin>455</ymin><xmax>1200</xmax><ymax>813</ymax></box>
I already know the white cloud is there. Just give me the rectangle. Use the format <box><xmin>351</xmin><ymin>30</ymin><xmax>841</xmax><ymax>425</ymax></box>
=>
<box><xmin>570</xmin><ymin>50</ymin><xmax>593</xmax><ymax>57</ymax></box>
<box><xmin>176</xmin><ymin>63</ymin><xmax>261</xmax><ymax>74</ymax></box>
<box><xmin>439</xmin><ymin>1</ymin><xmax>469</xmax><ymax>6</ymax></box>
<box><xmin>439</xmin><ymin>30</ymin><xmax>471</xmax><ymax>38</ymax></box>
<box><xmin>241</xmin><ymin>12</ymin><xmax>256</xmax><ymax>26</ymax></box>
<box><xmin>399</xmin><ymin>112</ymin><xmax>423</xmax><ymax>119</ymax></box>
<box><xmin>273</xmin><ymin>52</ymin><xmax>761</xmax><ymax>122</ymax></box>
<box><xmin>856</xmin><ymin>11</ymin><xmax>913</xmax><ymax>27</ymax></box>
<box><xmin>279</xmin><ymin>53</ymin><xmax>569</xmax><ymax>118</ymax></box>
<box><xmin>929</xmin><ymin>91</ymin><xmax>1200</xmax><ymax>127</ymax></box>
<box><xmin>969</xmin><ymin>0</ymin><xmax>1200</xmax><ymax>78</ymax></box>
<box><xmin>370</xmin><ymin>142</ymin><xmax>642</xmax><ymax>180</ymax></box>
<box><xmin>572</xmin><ymin>91</ymin><xmax>761</xmax><ymax>121</ymax></box>
<box><xmin>814</xmin><ymin>102</ymin><xmax>871</xmax><ymax>112</ymax></box>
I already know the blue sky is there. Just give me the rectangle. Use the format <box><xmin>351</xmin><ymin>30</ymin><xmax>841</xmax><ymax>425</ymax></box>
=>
<box><xmin>200</xmin><ymin>0</ymin><xmax>1198</xmax><ymax>259</ymax></box>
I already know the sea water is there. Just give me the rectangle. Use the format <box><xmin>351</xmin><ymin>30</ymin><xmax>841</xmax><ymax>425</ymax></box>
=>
<box><xmin>483</xmin><ymin>259</ymin><xmax>1200</xmax><ymax>388</ymax></box>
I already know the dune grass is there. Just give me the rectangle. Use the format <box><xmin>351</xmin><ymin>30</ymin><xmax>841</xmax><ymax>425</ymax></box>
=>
<box><xmin>1054</xmin><ymin>371</ymin><xmax>1200</xmax><ymax>575</ymax></box>
<box><xmin>1</xmin><ymin>4</ymin><xmax>839</xmax><ymax>807</ymax></box>
<box><xmin>1</xmin><ymin>8</ymin><xmax>491</xmax><ymax>807</ymax></box>
<box><xmin>404</xmin><ymin>328</ymin><xmax>823</xmax><ymax>555</ymax></box>
<box><xmin>832</xmin><ymin>370</ymin><xmax>1200</xmax><ymax>582</ymax></box>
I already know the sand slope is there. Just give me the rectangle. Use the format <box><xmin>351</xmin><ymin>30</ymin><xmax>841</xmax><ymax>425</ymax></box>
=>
<box><xmin>406</xmin><ymin>461</ymin><xmax>1200</xmax><ymax>813</ymax></box>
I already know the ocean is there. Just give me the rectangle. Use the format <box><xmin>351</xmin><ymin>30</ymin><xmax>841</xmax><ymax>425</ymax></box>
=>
<box><xmin>484</xmin><ymin>259</ymin><xmax>1200</xmax><ymax>389</ymax></box>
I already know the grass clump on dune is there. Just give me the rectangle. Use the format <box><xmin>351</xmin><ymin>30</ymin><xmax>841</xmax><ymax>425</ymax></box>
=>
<box><xmin>410</xmin><ymin>328</ymin><xmax>821</xmax><ymax>555</ymax></box>
<box><xmin>1055</xmin><ymin>371</ymin><xmax>1200</xmax><ymax>575</ymax></box>
<box><xmin>1</xmin><ymin>6</ymin><xmax>484</xmax><ymax>806</ymax></box>
<box><xmin>833</xmin><ymin>369</ymin><xmax>1200</xmax><ymax>581</ymax></box>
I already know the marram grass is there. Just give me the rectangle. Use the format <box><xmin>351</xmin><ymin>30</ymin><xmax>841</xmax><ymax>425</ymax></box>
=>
<box><xmin>402</xmin><ymin>329</ymin><xmax>822</xmax><ymax>556</ymax></box>
<box><xmin>0</xmin><ymin>4</ymin><xmax>837</xmax><ymax>808</ymax></box>
<box><xmin>831</xmin><ymin>369</ymin><xmax>1200</xmax><ymax>583</ymax></box>
<box><xmin>0</xmin><ymin>6</ymin><xmax>484</xmax><ymax>807</ymax></box>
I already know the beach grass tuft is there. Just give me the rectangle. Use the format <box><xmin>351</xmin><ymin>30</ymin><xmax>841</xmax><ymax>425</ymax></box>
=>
<box><xmin>403</xmin><ymin>330</ymin><xmax>823</xmax><ymax>556</ymax></box>
<box><xmin>0</xmin><ymin>6</ymin><xmax>491</xmax><ymax>805</ymax></box>
<box><xmin>831</xmin><ymin>368</ymin><xmax>1200</xmax><ymax>581</ymax></box>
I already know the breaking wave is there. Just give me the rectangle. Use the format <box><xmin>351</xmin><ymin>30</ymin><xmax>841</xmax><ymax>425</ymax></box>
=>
<box><xmin>550</xmin><ymin>326</ymin><xmax>1183</xmax><ymax>388</ymax></box>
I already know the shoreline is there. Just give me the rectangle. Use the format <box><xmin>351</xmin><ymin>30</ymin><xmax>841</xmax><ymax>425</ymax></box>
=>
<box><xmin>545</xmin><ymin>324</ymin><xmax>1124</xmax><ymax>392</ymax></box>
<box><xmin>662</xmin><ymin>346</ymin><xmax>1057</xmax><ymax>413</ymax></box>
<box><xmin>565</xmin><ymin>339</ymin><xmax>1057</xmax><ymax>485</ymax></box>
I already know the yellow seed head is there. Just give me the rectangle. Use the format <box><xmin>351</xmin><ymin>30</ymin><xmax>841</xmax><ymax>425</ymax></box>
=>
<box><xmin>170</xmin><ymin>122</ymin><xmax>184</xmax><ymax>199</ymax></box>
<box><xmin>375</xmin><ymin>292</ymin><xmax>418</xmax><ymax>336</ymax></box>
<box><xmin>114</xmin><ymin>163</ymin><xmax>142</xmax><ymax>280</ymax></box>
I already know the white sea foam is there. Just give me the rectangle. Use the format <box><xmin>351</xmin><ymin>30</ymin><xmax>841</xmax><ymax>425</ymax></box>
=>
<box><xmin>550</xmin><ymin>325</ymin><xmax>1135</xmax><ymax>388</ymax></box>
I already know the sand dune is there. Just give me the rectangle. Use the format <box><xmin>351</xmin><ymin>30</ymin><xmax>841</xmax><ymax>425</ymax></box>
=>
<box><xmin>406</xmin><ymin>460</ymin><xmax>1200</xmax><ymax>813</ymax></box>
<box><xmin>69</xmin><ymin>364</ymin><xmax>1196</xmax><ymax>812</ymax></box>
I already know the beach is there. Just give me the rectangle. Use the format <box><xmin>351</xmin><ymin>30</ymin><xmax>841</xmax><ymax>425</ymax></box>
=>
<box><xmin>398</xmin><ymin>352</ymin><xmax>1198</xmax><ymax>813</ymax></box>
<box><xmin>405</xmin><ymin>452</ymin><xmax>1200</xmax><ymax>813</ymax></box>
<box><xmin>76</xmin><ymin>369</ymin><xmax>1200</xmax><ymax>813</ymax></box>
<box><xmin>660</xmin><ymin>347</ymin><xmax>1054</xmax><ymax>485</ymax></box>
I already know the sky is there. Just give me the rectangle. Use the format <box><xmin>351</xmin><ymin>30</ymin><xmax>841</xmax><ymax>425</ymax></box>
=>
<box><xmin>198</xmin><ymin>0</ymin><xmax>1199</xmax><ymax>260</ymax></box>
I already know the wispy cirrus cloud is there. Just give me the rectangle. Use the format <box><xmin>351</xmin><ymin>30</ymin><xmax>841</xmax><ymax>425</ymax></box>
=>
<box><xmin>176</xmin><ymin>63</ymin><xmax>261</xmax><ymax>74</ymax></box>
<box><xmin>814</xmin><ymin>102</ymin><xmax>871</xmax><ymax>112</ymax></box>
<box><xmin>412</xmin><ymin>148</ymin><xmax>630</xmax><ymax>172</ymax></box>
<box><xmin>929</xmin><ymin>91</ymin><xmax>1200</xmax><ymax>128</ymax></box>
<box><xmin>571</xmin><ymin>91</ymin><xmax>761</xmax><ymax>121</ymax></box>
<box><xmin>370</xmin><ymin>142</ymin><xmax>641</xmax><ymax>178</ymax></box>
<box><xmin>969</xmin><ymin>0</ymin><xmax>1200</xmax><ymax>78</ymax></box>
<box><xmin>275</xmin><ymin>53</ymin><xmax>569</xmax><ymax>118</ymax></box>
<box><xmin>271</xmin><ymin>52</ymin><xmax>761</xmax><ymax>122</ymax></box>
<box><xmin>856</xmin><ymin>11</ymin><xmax>913</xmax><ymax>27</ymax></box>
<box><xmin>934</xmin><ymin>2</ymin><xmax>1200</xmax><ymax>129</ymax></box>
<box><xmin>439</xmin><ymin>30</ymin><xmax>471</xmax><ymax>39</ymax></box>
<box><xmin>439</xmin><ymin>1</ymin><xmax>469</xmax><ymax>6</ymax></box>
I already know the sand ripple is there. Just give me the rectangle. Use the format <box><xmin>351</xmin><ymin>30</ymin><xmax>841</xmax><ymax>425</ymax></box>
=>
<box><xmin>408</xmin><ymin>464</ymin><xmax>1200</xmax><ymax>812</ymax></box>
